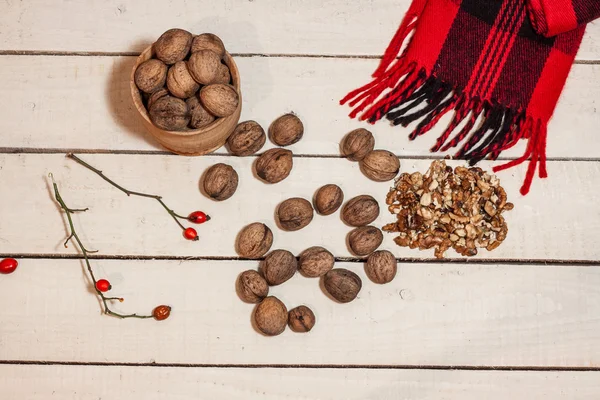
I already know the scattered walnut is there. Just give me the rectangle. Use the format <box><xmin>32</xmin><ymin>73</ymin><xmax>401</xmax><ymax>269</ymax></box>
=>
<box><xmin>269</xmin><ymin>114</ymin><xmax>304</xmax><ymax>147</ymax></box>
<box><xmin>288</xmin><ymin>305</ymin><xmax>316</xmax><ymax>333</ymax></box>
<box><xmin>323</xmin><ymin>268</ymin><xmax>362</xmax><ymax>303</ymax></box>
<box><xmin>135</xmin><ymin>59</ymin><xmax>168</xmax><ymax>93</ymax></box>
<box><xmin>383</xmin><ymin>160</ymin><xmax>513</xmax><ymax>258</ymax></box>
<box><xmin>203</xmin><ymin>163</ymin><xmax>238</xmax><ymax>201</ymax></box>
<box><xmin>262</xmin><ymin>249</ymin><xmax>297</xmax><ymax>286</ymax></box>
<box><xmin>237</xmin><ymin>223</ymin><xmax>273</xmax><ymax>259</ymax></box>
<box><xmin>277</xmin><ymin>197</ymin><xmax>314</xmax><ymax>231</ymax></box>
<box><xmin>236</xmin><ymin>270</ymin><xmax>269</xmax><ymax>303</ymax></box>
<box><xmin>341</xmin><ymin>128</ymin><xmax>375</xmax><ymax>161</ymax></box>
<box><xmin>298</xmin><ymin>246</ymin><xmax>335</xmax><ymax>277</ymax></box>
<box><xmin>342</xmin><ymin>195</ymin><xmax>380</xmax><ymax>227</ymax></box>
<box><xmin>360</xmin><ymin>150</ymin><xmax>400</xmax><ymax>182</ymax></box>
<box><xmin>255</xmin><ymin>148</ymin><xmax>293</xmax><ymax>183</ymax></box>
<box><xmin>227</xmin><ymin>120</ymin><xmax>266</xmax><ymax>156</ymax></box>
<box><xmin>314</xmin><ymin>184</ymin><xmax>344</xmax><ymax>215</ymax></box>
<box><xmin>348</xmin><ymin>225</ymin><xmax>383</xmax><ymax>256</ymax></box>
<box><xmin>191</xmin><ymin>33</ymin><xmax>226</xmax><ymax>58</ymax></box>
<box><xmin>154</xmin><ymin>28</ymin><xmax>193</xmax><ymax>65</ymax></box>
<box><xmin>365</xmin><ymin>250</ymin><xmax>397</xmax><ymax>284</ymax></box>
<box><xmin>254</xmin><ymin>296</ymin><xmax>288</xmax><ymax>336</ymax></box>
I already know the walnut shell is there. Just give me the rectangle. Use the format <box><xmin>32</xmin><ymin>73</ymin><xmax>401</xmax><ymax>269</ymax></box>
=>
<box><xmin>154</xmin><ymin>28</ymin><xmax>193</xmax><ymax>65</ymax></box>
<box><xmin>254</xmin><ymin>296</ymin><xmax>288</xmax><ymax>336</ymax></box>
<box><xmin>365</xmin><ymin>250</ymin><xmax>397</xmax><ymax>284</ymax></box>
<box><xmin>324</xmin><ymin>268</ymin><xmax>362</xmax><ymax>303</ymax></box>
<box><xmin>269</xmin><ymin>114</ymin><xmax>304</xmax><ymax>146</ymax></box>
<box><xmin>342</xmin><ymin>128</ymin><xmax>375</xmax><ymax>161</ymax></box>
<box><xmin>149</xmin><ymin>95</ymin><xmax>190</xmax><ymax>131</ymax></box>
<box><xmin>255</xmin><ymin>148</ymin><xmax>293</xmax><ymax>183</ymax></box>
<box><xmin>348</xmin><ymin>225</ymin><xmax>383</xmax><ymax>256</ymax></box>
<box><xmin>262</xmin><ymin>249</ymin><xmax>297</xmax><ymax>286</ymax></box>
<box><xmin>188</xmin><ymin>49</ymin><xmax>221</xmax><ymax>84</ymax></box>
<box><xmin>147</xmin><ymin>88</ymin><xmax>169</xmax><ymax>110</ymax></box>
<box><xmin>236</xmin><ymin>270</ymin><xmax>269</xmax><ymax>303</ymax></box>
<box><xmin>298</xmin><ymin>246</ymin><xmax>334</xmax><ymax>278</ymax></box>
<box><xmin>191</xmin><ymin>33</ymin><xmax>226</xmax><ymax>58</ymax></box>
<box><xmin>203</xmin><ymin>163</ymin><xmax>238</xmax><ymax>201</ymax></box>
<box><xmin>314</xmin><ymin>184</ymin><xmax>344</xmax><ymax>215</ymax></box>
<box><xmin>277</xmin><ymin>198</ymin><xmax>314</xmax><ymax>231</ymax></box>
<box><xmin>360</xmin><ymin>150</ymin><xmax>400</xmax><ymax>182</ymax></box>
<box><xmin>186</xmin><ymin>96</ymin><xmax>216</xmax><ymax>129</ymax></box>
<box><xmin>237</xmin><ymin>223</ymin><xmax>273</xmax><ymax>259</ymax></box>
<box><xmin>199</xmin><ymin>84</ymin><xmax>239</xmax><ymax>117</ymax></box>
<box><xmin>166</xmin><ymin>61</ymin><xmax>199</xmax><ymax>99</ymax></box>
<box><xmin>342</xmin><ymin>195</ymin><xmax>380</xmax><ymax>227</ymax></box>
<box><xmin>135</xmin><ymin>59</ymin><xmax>168</xmax><ymax>93</ymax></box>
<box><xmin>288</xmin><ymin>305</ymin><xmax>315</xmax><ymax>333</ymax></box>
<box><xmin>227</xmin><ymin>121</ymin><xmax>266</xmax><ymax>156</ymax></box>
<box><xmin>214</xmin><ymin>63</ymin><xmax>231</xmax><ymax>85</ymax></box>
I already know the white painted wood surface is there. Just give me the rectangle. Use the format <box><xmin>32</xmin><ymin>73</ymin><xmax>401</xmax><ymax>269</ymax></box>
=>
<box><xmin>1</xmin><ymin>0</ymin><xmax>599</xmax><ymax>398</ymax></box>
<box><xmin>1</xmin><ymin>259</ymin><xmax>599</xmax><ymax>366</ymax></box>
<box><xmin>0</xmin><ymin>0</ymin><xmax>598</xmax><ymax>60</ymax></box>
<box><xmin>1</xmin><ymin>55</ymin><xmax>599</xmax><ymax>158</ymax></box>
<box><xmin>2</xmin><ymin>365</ymin><xmax>599</xmax><ymax>400</ymax></box>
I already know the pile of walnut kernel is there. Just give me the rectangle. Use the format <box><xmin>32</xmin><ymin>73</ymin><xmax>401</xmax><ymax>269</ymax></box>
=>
<box><xmin>383</xmin><ymin>160</ymin><xmax>513</xmax><ymax>258</ymax></box>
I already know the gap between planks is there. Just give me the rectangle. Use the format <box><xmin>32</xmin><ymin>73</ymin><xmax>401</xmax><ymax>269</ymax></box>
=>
<box><xmin>0</xmin><ymin>360</ymin><xmax>599</xmax><ymax>372</ymax></box>
<box><xmin>1</xmin><ymin>253</ymin><xmax>599</xmax><ymax>266</ymax></box>
<box><xmin>0</xmin><ymin>50</ymin><xmax>598</xmax><ymax>65</ymax></box>
<box><xmin>2</xmin><ymin>148</ymin><xmax>600</xmax><ymax>162</ymax></box>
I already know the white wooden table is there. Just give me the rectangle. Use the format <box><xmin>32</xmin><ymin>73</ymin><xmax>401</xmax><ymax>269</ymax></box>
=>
<box><xmin>0</xmin><ymin>1</ymin><xmax>599</xmax><ymax>398</ymax></box>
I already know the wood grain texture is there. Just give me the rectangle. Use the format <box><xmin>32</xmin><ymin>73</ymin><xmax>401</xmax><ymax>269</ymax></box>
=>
<box><xmin>0</xmin><ymin>55</ymin><xmax>599</xmax><ymax>158</ymax></box>
<box><xmin>0</xmin><ymin>0</ymin><xmax>598</xmax><ymax>60</ymax></box>
<box><xmin>1</xmin><ymin>365</ymin><xmax>599</xmax><ymax>400</ymax></box>
<box><xmin>1</xmin><ymin>259</ymin><xmax>600</xmax><ymax>366</ymax></box>
<box><xmin>0</xmin><ymin>154</ymin><xmax>598</xmax><ymax>260</ymax></box>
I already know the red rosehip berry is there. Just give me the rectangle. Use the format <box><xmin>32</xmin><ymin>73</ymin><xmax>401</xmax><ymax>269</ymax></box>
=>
<box><xmin>188</xmin><ymin>211</ymin><xmax>210</xmax><ymax>224</ymax></box>
<box><xmin>0</xmin><ymin>258</ymin><xmax>18</xmax><ymax>274</ymax></box>
<box><xmin>184</xmin><ymin>227</ymin><xmax>199</xmax><ymax>241</ymax></box>
<box><xmin>153</xmin><ymin>305</ymin><xmax>172</xmax><ymax>321</ymax></box>
<box><xmin>96</xmin><ymin>279</ymin><xmax>111</xmax><ymax>292</ymax></box>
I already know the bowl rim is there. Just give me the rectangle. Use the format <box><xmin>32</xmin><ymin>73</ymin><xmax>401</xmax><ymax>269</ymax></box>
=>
<box><xmin>130</xmin><ymin>44</ymin><xmax>241</xmax><ymax>137</ymax></box>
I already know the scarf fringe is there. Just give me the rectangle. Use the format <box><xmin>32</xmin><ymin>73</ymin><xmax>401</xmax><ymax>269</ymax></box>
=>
<box><xmin>340</xmin><ymin>1</ymin><xmax>548</xmax><ymax>195</ymax></box>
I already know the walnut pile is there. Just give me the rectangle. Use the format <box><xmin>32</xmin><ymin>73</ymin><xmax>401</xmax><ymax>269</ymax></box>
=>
<box><xmin>383</xmin><ymin>160</ymin><xmax>513</xmax><ymax>258</ymax></box>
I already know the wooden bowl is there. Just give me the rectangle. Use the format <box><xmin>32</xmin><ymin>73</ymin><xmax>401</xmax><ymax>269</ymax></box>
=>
<box><xmin>130</xmin><ymin>45</ymin><xmax>242</xmax><ymax>156</ymax></box>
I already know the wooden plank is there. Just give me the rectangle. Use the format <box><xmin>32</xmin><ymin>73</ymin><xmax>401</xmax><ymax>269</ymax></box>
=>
<box><xmin>1</xmin><ymin>55</ymin><xmax>599</xmax><ymax>158</ymax></box>
<box><xmin>0</xmin><ymin>154</ymin><xmax>598</xmax><ymax>261</ymax></box>
<box><xmin>1</xmin><ymin>365</ymin><xmax>599</xmax><ymax>400</ymax></box>
<box><xmin>1</xmin><ymin>259</ymin><xmax>600</xmax><ymax>366</ymax></box>
<box><xmin>0</xmin><ymin>0</ymin><xmax>598</xmax><ymax>60</ymax></box>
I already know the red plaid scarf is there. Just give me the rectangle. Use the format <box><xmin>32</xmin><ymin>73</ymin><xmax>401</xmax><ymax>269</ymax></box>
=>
<box><xmin>341</xmin><ymin>0</ymin><xmax>600</xmax><ymax>195</ymax></box>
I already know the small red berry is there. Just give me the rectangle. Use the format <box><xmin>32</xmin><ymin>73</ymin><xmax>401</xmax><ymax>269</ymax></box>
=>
<box><xmin>184</xmin><ymin>227</ymin><xmax>199</xmax><ymax>241</ymax></box>
<box><xmin>153</xmin><ymin>305</ymin><xmax>172</xmax><ymax>321</ymax></box>
<box><xmin>0</xmin><ymin>258</ymin><xmax>18</xmax><ymax>274</ymax></box>
<box><xmin>188</xmin><ymin>211</ymin><xmax>210</xmax><ymax>224</ymax></box>
<box><xmin>96</xmin><ymin>279</ymin><xmax>111</xmax><ymax>292</ymax></box>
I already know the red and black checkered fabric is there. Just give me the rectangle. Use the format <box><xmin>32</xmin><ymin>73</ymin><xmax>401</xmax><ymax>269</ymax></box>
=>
<box><xmin>341</xmin><ymin>0</ymin><xmax>599</xmax><ymax>195</ymax></box>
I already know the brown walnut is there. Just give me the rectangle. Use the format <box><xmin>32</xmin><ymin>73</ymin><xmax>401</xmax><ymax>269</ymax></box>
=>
<box><xmin>365</xmin><ymin>250</ymin><xmax>397</xmax><ymax>284</ymax></box>
<box><xmin>342</xmin><ymin>128</ymin><xmax>375</xmax><ymax>161</ymax></box>
<box><xmin>255</xmin><ymin>148</ymin><xmax>293</xmax><ymax>183</ymax></box>
<box><xmin>154</xmin><ymin>28</ymin><xmax>193</xmax><ymax>65</ymax></box>
<box><xmin>149</xmin><ymin>95</ymin><xmax>190</xmax><ymax>131</ymax></box>
<box><xmin>360</xmin><ymin>150</ymin><xmax>400</xmax><ymax>182</ymax></box>
<box><xmin>298</xmin><ymin>246</ymin><xmax>334</xmax><ymax>277</ymax></box>
<box><xmin>262</xmin><ymin>249</ymin><xmax>297</xmax><ymax>286</ymax></box>
<box><xmin>166</xmin><ymin>61</ymin><xmax>199</xmax><ymax>99</ymax></box>
<box><xmin>199</xmin><ymin>84</ymin><xmax>239</xmax><ymax>117</ymax></box>
<box><xmin>135</xmin><ymin>59</ymin><xmax>168</xmax><ymax>93</ymax></box>
<box><xmin>323</xmin><ymin>268</ymin><xmax>362</xmax><ymax>303</ymax></box>
<box><xmin>288</xmin><ymin>306</ymin><xmax>316</xmax><ymax>333</ymax></box>
<box><xmin>214</xmin><ymin>63</ymin><xmax>231</xmax><ymax>85</ymax></box>
<box><xmin>188</xmin><ymin>49</ymin><xmax>221</xmax><ymax>84</ymax></box>
<box><xmin>237</xmin><ymin>223</ymin><xmax>274</xmax><ymax>259</ymax></box>
<box><xmin>203</xmin><ymin>163</ymin><xmax>238</xmax><ymax>201</ymax></box>
<box><xmin>147</xmin><ymin>88</ymin><xmax>169</xmax><ymax>110</ymax></box>
<box><xmin>342</xmin><ymin>195</ymin><xmax>380</xmax><ymax>227</ymax></box>
<box><xmin>191</xmin><ymin>33</ymin><xmax>226</xmax><ymax>58</ymax></box>
<box><xmin>227</xmin><ymin>121</ymin><xmax>266</xmax><ymax>156</ymax></box>
<box><xmin>254</xmin><ymin>296</ymin><xmax>288</xmax><ymax>336</ymax></box>
<box><xmin>186</xmin><ymin>96</ymin><xmax>215</xmax><ymax>129</ymax></box>
<box><xmin>277</xmin><ymin>198</ymin><xmax>314</xmax><ymax>231</ymax></box>
<box><xmin>236</xmin><ymin>270</ymin><xmax>269</xmax><ymax>303</ymax></box>
<box><xmin>348</xmin><ymin>225</ymin><xmax>384</xmax><ymax>256</ymax></box>
<box><xmin>314</xmin><ymin>184</ymin><xmax>344</xmax><ymax>215</ymax></box>
<box><xmin>269</xmin><ymin>114</ymin><xmax>304</xmax><ymax>146</ymax></box>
